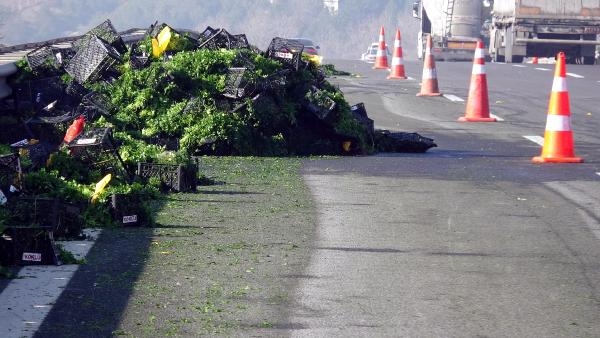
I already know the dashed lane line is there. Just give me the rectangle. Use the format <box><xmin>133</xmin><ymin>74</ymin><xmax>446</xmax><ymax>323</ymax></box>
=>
<box><xmin>443</xmin><ymin>94</ymin><xmax>464</xmax><ymax>102</ymax></box>
<box><xmin>524</xmin><ymin>135</ymin><xmax>544</xmax><ymax>146</ymax></box>
<box><xmin>566</xmin><ymin>72</ymin><xmax>584</xmax><ymax>78</ymax></box>
<box><xmin>490</xmin><ymin>113</ymin><xmax>504</xmax><ymax>121</ymax></box>
<box><xmin>513</xmin><ymin>64</ymin><xmax>527</xmax><ymax>68</ymax></box>
<box><xmin>440</xmin><ymin>95</ymin><xmax>505</xmax><ymax>121</ymax></box>
<box><xmin>534</xmin><ymin>68</ymin><xmax>584</xmax><ymax>78</ymax></box>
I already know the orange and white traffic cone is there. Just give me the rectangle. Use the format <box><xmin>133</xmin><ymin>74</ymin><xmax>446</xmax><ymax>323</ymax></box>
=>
<box><xmin>459</xmin><ymin>39</ymin><xmax>496</xmax><ymax>122</ymax></box>
<box><xmin>532</xmin><ymin>56</ymin><xmax>539</xmax><ymax>64</ymax></box>
<box><xmin>532</xmin><ymin>52</ymin><xmax>583</xmax><ymax>163</ymax></box>
<box><xmin>417</xmin><ymin>35</ymin><xmax>441</xmax><ymax>96</ymax></box>
<box><xmin>387</xmin><ymin>28</ymin><xmax>407</xmax><ymax>79</ymax></box>
<box><xmin>373</xmin><ymin>26</ymin><xmax>389</xmax><ymax>69</ymax></box>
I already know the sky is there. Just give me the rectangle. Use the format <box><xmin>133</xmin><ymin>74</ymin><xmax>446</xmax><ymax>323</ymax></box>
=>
<box><xmin>0</xmin><ymin>0</ymin><xmax>419</xmax><ymax>60</ymax></box>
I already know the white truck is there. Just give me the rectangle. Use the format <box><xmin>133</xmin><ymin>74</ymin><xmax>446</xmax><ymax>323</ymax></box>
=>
<box><xmin>488</xmin><ymin>0</ymin><xmax>600</xmax><ymax>64</ymax></box>
<box><xmin>412</xmin><ymin>0</ymin><xmax>491</xmax><ymax>61</ymax></box>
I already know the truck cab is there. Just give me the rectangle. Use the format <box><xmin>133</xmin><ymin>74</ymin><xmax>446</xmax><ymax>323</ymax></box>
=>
<box><xmin>488</xmin><ymin>0</ymin><xmax>600</xmax><ymax>64</ymax></box>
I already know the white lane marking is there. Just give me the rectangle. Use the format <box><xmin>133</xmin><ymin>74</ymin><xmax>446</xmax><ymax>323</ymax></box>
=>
<box><xmin>566</xmin><ymin>73</ymin><xmax>584</xmax><ymax>79</ymax></box>
<box><xmin>0</xmin><ymin>229</ymin><xmax>101</xmax><ymax>338</ymax></box>
<box><xmin>535</xmin><ymin>68</ymin><xmax>551</xmax><ymax>71</ymax></box>
<box><xmin>513</xmin><ymin>64</ymin><xmax>527</xmax><ymax>68</ymax></box>
<box><xmin>443</xmin><ymin>94</ymin><xmax>464</xmax><ymax>102</ymax></box>
<box><xmin>490</xmin><ymin>113</ymin><xmax>504</xmax><ymax>121</ymax></box>
<box><xmin>524</xmin><ymin>135</ymin><xmax>544</xmax><ymax>146</ymax></box>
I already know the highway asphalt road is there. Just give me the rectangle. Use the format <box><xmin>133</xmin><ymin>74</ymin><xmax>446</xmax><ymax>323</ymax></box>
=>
<box><xmin>287</xmin><ymin>59</ymin><xmax>600</xmax><ymax>337</ymax></box>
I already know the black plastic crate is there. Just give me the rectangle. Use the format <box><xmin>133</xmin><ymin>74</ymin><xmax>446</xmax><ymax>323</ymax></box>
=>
<box><xmin>79</xmin><ymin>91</ymin><xmax>113</xmax><ymax>118</ymax></box>
<box><xmin>73</xmin><ymin>19</ymin><xmax>127</xmax><ymax>54</ymax></box>
<box><xmin>13</xmin><ymin>76</ymin><xmax>66</xmax><ymax>112</ymax></box>
<box><xmin>230</xmin><ymin>34</ymin><xmax>250</xmax><ymax>50</ymax></box>
<box><xmin>197</xmin><ymin>26</ymin><xmax>223</xmax><ymax>50</ymax></box>
<box><xmin>223</xmin><ymin>67</ymin><xmax>254</xmax><ymax>99</ymax></box>
<box><xmin>305</xmin><ymin>87</ymin><xmax>337</xmax><ymax>121</ymax></box>
<box><xmin>197</xmin><ymin>27</ymin><xmax>248</xmax><ymax>50</ymax></box>
<box><xmin>67</xmin><ymin>127</ymin><xmax>132</xmax><ymax>179</ymax></box>
<box><xmin>54</xmin><ymin>202</ymin><xmax>84</xmax><ymax>239</ymax></box>
<box><xmin>137</xmin><ymin>162</ymin><xmax>198</xmax><ymax>192</ymax></box>
<box><xmin>351</xmin><ymin>102</ymin><xmax>375</xmax><ymax>136</ymax></box>
<box><xmin>26</xmin><ymin>45</ymin><xmax>60</xmax><ymax>72</ymax></box>
<box><xmin>10</xmin><ymin>140</ymin><xmax>56</xmax><ymax>170</ymax></box>
<box><xmin>256</xmin><ymin>69</ymin><xmax>290</xmax><ymax>92</ymax></box>
<box><xmin>0</xmin><ymin>226</ymin><xmax>60</xmax><ymax>266</ymax></box>
<box><xmin>0</xmin><ymin>196</ymin><xmax>62</xmax><ymax>266</ymax></box>
<box><xmin>150</xmin><ymin>23</ymin><xmax>198</xmax><ymax>55</ymax></box>
<box><xmin>65</xmin><ymin>35</ymin><xmax>122</xmax><ymax>84</ymax></box>
<box><xmin>110</xmin><ymin>193</ymin><xmax>149</xmax><ymax>227</ymax></box>
<box><xmin>266</xmin><ymin>37</ymin><xmax>305</xmax><ymax>70</ymax></box>
<box><xmin>0</xmin><ymin>152</ymin><xmax>22</xmax><ymax>189</ymax></box>
<box><xmin>7</xmin><ymin>196</ymin><xmax>60</xmax><ymax>227</ymax></box>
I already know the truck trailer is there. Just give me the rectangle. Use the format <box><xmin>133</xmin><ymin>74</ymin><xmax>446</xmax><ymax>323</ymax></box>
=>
<box><xmin>488</xmin><ymin>0</ymin><xmax>600</xmax><ymax>64</ymax></box>
<box><xmin>412</xmin><ymin>0</ymin><xmax>491</xmax><ymax>61</ymax></box>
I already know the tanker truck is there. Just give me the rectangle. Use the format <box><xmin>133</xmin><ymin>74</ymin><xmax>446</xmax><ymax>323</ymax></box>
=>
<box><xmin>412</xmin><ymin>0</ymin><xmax>491</xmax><ymax>61</ymax></box>
<box><xmin>488</xmin><ymin>0</ymin><xmax>600</xmax><ymax>64</ymax></box>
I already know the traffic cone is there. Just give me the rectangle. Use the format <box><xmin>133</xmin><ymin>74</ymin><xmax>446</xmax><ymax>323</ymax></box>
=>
<box><xmin>387</xmin><ymin>28</ymin><xmax>407</xmax><ymax>79</ymax></box>
<box><xmin>373</xmin><ymin>26</ymin><xmax>389</xmax><ymax>69</ymax></box>
<box><xmin>459</xmin><ymin>39</ymin><xmax>496</xmax><ymax>122</ymax></box>
<box><xmin>417</xmin><ymin>35</ymin><xmax>441</xmax><ymax>96</ymax></box>
<box><xmin>532</xmin><ymin>56</ymin><xmax>538</xmax><ymax>64</ymax></box>
<box><xmin>532</xmin><ymin>52</ymin><xmax>583</xmax><ymax>163</ymax></box>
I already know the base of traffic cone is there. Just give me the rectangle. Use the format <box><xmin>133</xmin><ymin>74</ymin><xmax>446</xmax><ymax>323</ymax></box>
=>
<box><xmin>387</xmin><ymin>74</ymin><xmax>407</xmax><ymax>79</ymax></box>
<box><xmin>458</xmin><ymin>116</ymin><xmax>496</xmax><ymax>122</ymax></box>
<box><xmin>532</xmin><ymin>155</ymin><xmax>583</xmax><ymax>163</ymax></box>
<box><xmin>417</xmin><ymin>92</ymin><xmax>442</xmax><ymax>97</ymax></box>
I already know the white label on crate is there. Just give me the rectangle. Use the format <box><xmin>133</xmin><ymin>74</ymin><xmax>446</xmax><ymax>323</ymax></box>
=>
<box><xmin>22</xmin><ymin>252</ymin><xmax>42</xmax><ymax>262</ymax></box>
<box><xmin>75</xmin><ymin>138</ymin><xmax>98</xmax><ymax>145</ymax></box>
<box><xmin>274</xmin><ymin>51</ymin><xmax>293</xmax><ymax>59</ymax></box>
<box><xmin>0</xmin><ymin>189</ymin><xmax>6</xmax><ymax>205</ymax></box>
<box><xmin>122</xmin><ymin>215</ymin><xmax>138</xmax><ymax>224</ymax></box>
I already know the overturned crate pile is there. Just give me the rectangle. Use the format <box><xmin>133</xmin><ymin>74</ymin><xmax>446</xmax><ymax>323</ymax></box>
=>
<box><xmin>0</xmin><ymin>19</ymin><xmax>436</xmax><ymax>265</ymax></box>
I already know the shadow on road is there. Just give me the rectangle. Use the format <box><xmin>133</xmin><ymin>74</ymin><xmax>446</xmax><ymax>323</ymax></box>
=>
<box><xmin>33</xmin><ymin>227</ymin><xmax>153</xmax><ymax>337</ymax></box>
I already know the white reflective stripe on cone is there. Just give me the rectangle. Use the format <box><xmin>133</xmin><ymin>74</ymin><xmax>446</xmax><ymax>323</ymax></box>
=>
<box><xmin>472</xmin><ymin>64</ymin><xmax>486</xmax><ymax>75</ymax></box>
<box><xmin>545</xmin><ymin>114</ymin><xmax>571</xmax><ymax>132</ymax></box>
<box><xmin>392</xmin><ymin>57</ymin><xmax>403</xmax><ymax>65</ymax></box>
<box><xmin>422</xmin><ymin>68</ymin><xmax>437</xmax><ymax>80</ymax></box>
<box><xmin>552</xmin><ymin>77</ymin><xmax>567</xmax><ymax>92</ymax></box>
<box><xmin>474</xmin><ymin>48</ymin><xmax>485</xmax><ymax>59</ymax></box>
